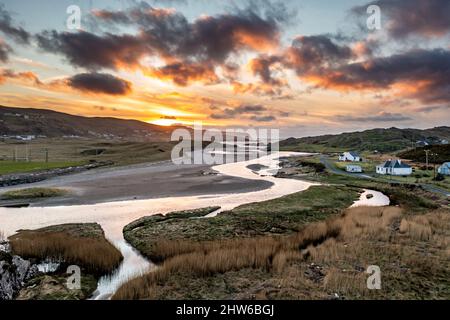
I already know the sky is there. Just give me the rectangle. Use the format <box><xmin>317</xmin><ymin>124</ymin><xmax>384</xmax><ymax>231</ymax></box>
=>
<box><xmin>0</xmin><ymin>0</ymin><xmax>449</xmax><ymax>138</ymax></box>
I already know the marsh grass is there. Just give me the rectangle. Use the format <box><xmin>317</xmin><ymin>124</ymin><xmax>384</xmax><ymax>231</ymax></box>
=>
<box><xmin>114</xmin><ymin>205</ymin><xmax>450</xmax><ymax>300</ymax></box>
<box><xmin>1</xmin><ymin>187</ymin><xmax>67</xmax><ymax>200</ymax></box>
<box><xmin>9</xmin><ymin>226</ymin><xmax>122</xmax><ymax>275</ymax></box>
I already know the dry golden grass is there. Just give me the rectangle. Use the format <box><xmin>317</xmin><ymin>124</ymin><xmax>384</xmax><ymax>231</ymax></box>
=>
<box><xmin>9</xmin><ymin>230</ymin><xmax>122</xmax><ymax>274</ymax></box>
<box><xmin>324</xmin><ymin>267</ymin><xmax>367</xmax><ymax>296</ymax></box>
<box><xmin>114</xmin><ymin>206</ymin><xmax>450</xmax><ymax>300</ymax></box>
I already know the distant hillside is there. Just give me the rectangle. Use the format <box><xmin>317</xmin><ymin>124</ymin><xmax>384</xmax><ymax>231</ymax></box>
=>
<box><xmin>0</xmin><ymin>105</ymin><xmax>179</xmax><ymax>141</ymax></box>
<box><xmin>280</xmin><ymin>127</ymin><xmax>450</xmax><ymax>153</ymax></box>
<box><xmin>398</xmin><ymin>145</ymin><xmax>450</xmax><ymax>164</ymax></box>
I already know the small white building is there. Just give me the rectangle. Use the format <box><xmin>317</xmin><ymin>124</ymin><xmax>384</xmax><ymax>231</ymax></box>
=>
<box><xmin>346</xmin><ymin>165</ymin><xmax>362</xmax><ymax>173</ymax></box>
<box><xmin>438</xmin><ymin>162</ymin><xmax>450</xmax><ymax>175</ymax></box>
<box><xmin>339</xmin><ymin>151</ymin><xmax>362</xmax><ymax>162</ymax></box>
<box><xmin>376</xmin><ymin>159</ymin><xmax>412</xmax><ymax>176</ymax></box>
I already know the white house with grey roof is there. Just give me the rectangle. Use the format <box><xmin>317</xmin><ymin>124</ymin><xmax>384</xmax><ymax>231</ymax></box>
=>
<box><xmin>438</xmin><ymin>162</ymin><xmax>450</xmax><ymax>175</ymax></box>
<box><xmin>339</xmin><ymin>151</ymin><xmax>362</xmax><ymax>162</ymax></box>
<box><xmin>376</xmin><ymin>159</ymin><xmax>412</xmax><ymax>176</ymax></box>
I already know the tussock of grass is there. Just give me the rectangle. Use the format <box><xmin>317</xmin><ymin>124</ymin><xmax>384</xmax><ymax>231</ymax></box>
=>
<box><xmin>114</xmin><ymin>206</ymin><xmax>450</xmax><ymax>300</ymax></box>
<box><xmin>9</xmin><ymin>223</ymin><xmax>122</xmax><ymax>275</ymax></box>
<box><xmin>1</xmin><ymin>187</ymin><xmax>67</xmax><ymax>200</ymax></box>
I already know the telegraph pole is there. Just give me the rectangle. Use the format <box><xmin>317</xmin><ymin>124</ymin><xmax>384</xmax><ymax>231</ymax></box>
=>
<box><xmin>424</xmin><ymin>150</ymin><xmax>430</xmax><ymax>170</ymax></box>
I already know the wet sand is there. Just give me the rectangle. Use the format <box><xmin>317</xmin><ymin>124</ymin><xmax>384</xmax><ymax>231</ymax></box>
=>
<box><xmin>0</xmin><ymin>161</ymin><xmax>273</xmax><ymax>207</ymax></box>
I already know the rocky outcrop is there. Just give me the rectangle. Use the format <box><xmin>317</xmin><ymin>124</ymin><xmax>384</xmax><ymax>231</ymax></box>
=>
<box><xmin>0</xmin><ymin>244</ymin><xmax>39</xmax><ymax>300</ymax></box>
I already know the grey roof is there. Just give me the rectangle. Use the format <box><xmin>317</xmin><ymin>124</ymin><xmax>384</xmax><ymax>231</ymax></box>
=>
<box><xmin>348</xmin><ymin>151</ymin><xmax>360</xmax><ymax>157</ymax></box>
<box><xmin>380</xmin><ymin>159</ymin><xmax>411</xmax><ymax>169</ymax></box>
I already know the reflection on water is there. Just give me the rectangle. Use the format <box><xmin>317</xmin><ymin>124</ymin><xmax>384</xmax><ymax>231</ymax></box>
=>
<box><xmin>0</xmin><ymin>152</ymin><xmax>316</xmax><ymax>299</ymax></box>
<box><xmin>351</xmin><ymin>189</ymin><xmax>390</xmax><ymax>207</ymax></box>
<box><xmin>90</xmin><ymin>239</ymin><xmax>154</xmax><ymax>300</ymax></box>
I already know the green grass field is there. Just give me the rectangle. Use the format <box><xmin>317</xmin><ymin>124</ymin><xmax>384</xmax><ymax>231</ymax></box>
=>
<box><xmin>334</xmin><ymin>161</ymin><xmax>376</xmax><ymax>172</ymax></box>
<box><xmin>0</xmin><ymin>161</ymin><xmax>84</xmax><ymax>175</ymax></box>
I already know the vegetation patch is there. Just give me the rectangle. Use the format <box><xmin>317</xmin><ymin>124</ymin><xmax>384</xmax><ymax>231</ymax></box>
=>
<box><xmin>114</xmin><ymin>206</ymin><xmax>450</xmax><ymax>300</ymax></box>
<box><xmin>0</xmin><ymin>161</ymin><xmax>84</xmax><ymax>176</ymax></box>
<box><xmin>398</xmin><ymin>144</ymin><xmax>450</xmax><ymax>164</ymax></box>
<box><xmin>1</xmin><ymin>187</ymin><xmax>68</xmax><ymax>200</ymax></box>
<box><xmin>9</xmin><ymin>223</ymin><xmax>123</xmax><ymax>275</ymax></box>
<box><xmin>123</xmin><ymin>186</ymin><xmax>360</xmax><ymax>262</ymax></box>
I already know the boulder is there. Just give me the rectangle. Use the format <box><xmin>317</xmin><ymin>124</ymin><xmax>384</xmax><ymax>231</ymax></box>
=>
<box><xmin>0</xmin><ymin>248</ymin><xmax>39</xmax><ymax>300</ymax></box>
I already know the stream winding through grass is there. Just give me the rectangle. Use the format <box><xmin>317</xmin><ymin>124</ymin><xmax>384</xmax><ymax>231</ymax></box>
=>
<box><xmin>0</xmin><ymin>152</ymin><xmax>389</xmax><ymax>299</ymax></box>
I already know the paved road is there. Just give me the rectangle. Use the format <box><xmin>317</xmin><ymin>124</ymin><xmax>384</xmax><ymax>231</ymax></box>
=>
<box><xmin>319</xmin><ymin>156</ymin><xmax>450</xmax><ymax>197</ymax></box>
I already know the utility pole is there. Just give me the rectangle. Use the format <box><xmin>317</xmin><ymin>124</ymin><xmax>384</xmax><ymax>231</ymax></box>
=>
<box><xmin>45</xmin><ymin>148</ymin><xmax>49</xmax><ymax>163</ymax></box>
<box><xmin>432</xmin><ymin>153</ymin><xmax>437</xmax><ymax>180</ymax></box>
<box><xmin>425</xmin><ymin>150</ymin><xmax>430</xmax><ymax>170</ymax></box>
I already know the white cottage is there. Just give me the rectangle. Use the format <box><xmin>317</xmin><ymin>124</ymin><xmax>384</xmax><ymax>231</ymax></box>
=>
<box><xmin>339</xmin><ymin>151</ymin><xmax>362</xmax><ymax>162</ymax></box>
<box><xmin>438</xmin><ymin>162</ymin><xmax>450</xmax><ymax>175</ymax></box>
<box><xmin>376</xmin><ymin>159</ymin><xmax>412</xmax><ymax>176</ymax></box>
<box><xmin>346</xmin><ymin>165</ymin><xmax>362</xmax><ymax>173</ymax></box>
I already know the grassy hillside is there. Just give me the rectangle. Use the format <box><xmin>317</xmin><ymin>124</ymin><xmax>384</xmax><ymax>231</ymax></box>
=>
<box><xmin>280</xmin><ymin>127</ymin><xmax>450</xmax><ymax>153</ymax></box>
<box><xmin>0</xmin><ymin>105</ymin><xmax>183</xmax><ymax>141</ymax></box>
<box><xmin>398</xmin><ymin>145</ymin><xmax>450</xmax><ymax>164</ymax></box>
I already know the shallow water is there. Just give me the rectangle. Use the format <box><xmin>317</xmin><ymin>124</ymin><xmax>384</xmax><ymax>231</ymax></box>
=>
<box><xmin>0</xmin><ymin>152</ymin><xmax>316</xmax><ymax>299</ymax></box>
<box><xmin>351</xmin><ymin>189</ymin><xmax>390</xmax><ymax>207</ymax></box>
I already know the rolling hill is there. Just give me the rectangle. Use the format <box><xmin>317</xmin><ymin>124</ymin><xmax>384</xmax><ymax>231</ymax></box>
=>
<box><xmin>280</xmin><ymin>127</ymin><xmax>450</xmax><ymax>153</ymax></box>
<box><xmin>0</xmin><ymin>105</ymin><xmax>179</xmax><ymax>141</ymax></box>
<box><xmin>398</xmin><ymin>144</ymin><xmax>450</xmax><ymax>164</ymax></box>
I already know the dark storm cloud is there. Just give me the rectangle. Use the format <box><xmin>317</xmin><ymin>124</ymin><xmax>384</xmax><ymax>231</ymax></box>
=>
<box><xmin>0</xmin><ymin>5</ymin><xmax>30</xmax><ymax>44</ymax></box>
<box><xmin>250</xmin><ymin>54</ymin><xmax>284</xmax><ymax>84</ymax></box>
<box><xmin>285</xmin><ymin>35</ymin><xmax>354</xmax><ymax>75</ymax></box>
<box><xmin>39</xmin><ymin>4</ymin><xmax>281</xmax><ymax>86</ymax></box>
<box><xmin>310</xmin><ymin>49</ymin><xmax>450</xmax><ymax>104</ymax></box>
<box><xmin>334</xmin><ymin>112</ymin><xmax>411</xmax><ymax>122</ymax></box>
<box><xmin>94</xmin><ymin>3</ymin><xmax>280</xmax><ymax>63</ymax></box>
<box><xmin>67</xmin><ymin>72</ymin><xmax>132</xmax><ymax>95</ymax></box>
<box><xmin>353</xmin><ymin>0</ymin><xmax>450</xmax><ymax>39</ymax></box>
<box><xmin>146</xmin><ymin>62</ymin><xmax>219</xmax><ymax>86</ymax></box>
<box><xmin>36</xmin><ymin>31</ymin><xmax>148</xmax><ymax>70</ymax></box>
<box><xmin>0</xmin><ymin>39</ymin><xmax>12</xmax><ymax>62</ymax></box>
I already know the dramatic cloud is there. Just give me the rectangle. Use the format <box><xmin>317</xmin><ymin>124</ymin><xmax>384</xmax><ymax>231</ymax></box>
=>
<box><xmin>0</xmin><ymin>68</ymin><xmax>41</xmax><ymax>85</ymax></box>
<box><xmin>210</xmin><ymin>103</ymin><xmax>284</xmax><ymax>122</ymax></box>
<box><xmin>249</xmin><ymin>54</ymin><xmax>285</xmax><ymax>85</ymax></box>
<box><xmin>36</xmin><ymin>31</ymin><xmax>147</xmax><ymax>70</ymax></box>
<box><xmin>306</xmin><ymin>49</ymin><xmax>450</xmax><ymax>104</ymax></box>
<box><xmin>284</xmin><ymin>35</ymin><xmax>353</xmax><ymax>75</ymax></box>
<box><xmin>0</xmin><ymin>5</ymin><xmax>30</xmax><ymax>44</ymax></box>
<box><xmin>334</xmin><ymin>111</ymin><xmax>412</xmax><ymax>122</ymax></box>
<box><xmin>0</xmin><ymin>38</ymin><xmax>12</xmax><ymax>62</ymax></box>
<box><xmin>250</xmin><ymin>115</ymin><xmax>276</xmax><ymax>122</ymax></box>
<box><xmin>38</xmin><ymin>3</ymin><xmax>282</xmax><ymax>86</ymax></box>
<box><xmin>353</xmin><ymin>0</ymin><xmax>450</xmax><ymax>39</ymax></box>
<box><xmin>210</xmin><ymin>104</ymin><xmax>267</xmax><ymax>119</ymax></box>
<box><xmin>145</xmin><ymin>62</ymin><xmax>219</xmax><ymax>86</ymax></box>
<box><xmin>67</xmin><ymin>72</ymin><xmax>132</xmax><ymax>95</ymax></box>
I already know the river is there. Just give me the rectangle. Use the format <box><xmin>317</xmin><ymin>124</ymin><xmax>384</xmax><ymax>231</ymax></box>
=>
<box><xmin>0</xmin><ymin>151</ymin><xmax>389</xmax><ymax>299</ymax></box>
